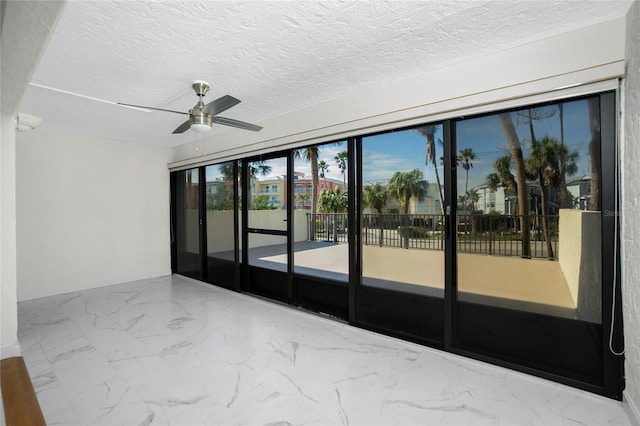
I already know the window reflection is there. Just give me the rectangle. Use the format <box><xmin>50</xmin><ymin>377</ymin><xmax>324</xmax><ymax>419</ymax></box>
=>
<box><xmin>455</xmin><ymin>97</ymin><xmax>602</xmax><ymax>323</ymax></box>
<box><xmin>247</xmin><ymin>158</ymin><xmax>287</xmax><ymax>231</ymax></box>
<box><xmin>205</xmin><ymin>162</ymin><xmax>236</xmax><ymax>262</ymax></box>
<box><xmin>294</xmin><ymin>141</ymin><xmax>349</xmax><ymax>281</ymax></box>
<box><xmin>361</xmin><ymin>125</ymin><xmax>445</xmax><ymax>296</ymax></box>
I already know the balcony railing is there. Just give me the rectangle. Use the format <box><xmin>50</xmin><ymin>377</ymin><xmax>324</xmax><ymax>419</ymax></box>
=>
<box><xmin>306</xmin><ymin>213</ymin><xmax>559</xmax><ymax>260</ymax></box>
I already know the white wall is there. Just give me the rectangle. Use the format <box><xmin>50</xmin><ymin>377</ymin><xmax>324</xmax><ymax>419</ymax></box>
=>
<box><xmin>16</xmin><ymin>129</ymin><xmax>173</xmax><ymax>301</ymax></box>
<box><xmin>1</xmin><ymin>115</ymin><xmax>20</xmax><ymax>359</ymax></box>
<box><xmin>623</xmin><ymin>0</ymin><xmax>640</xmax><ymax>421</ymax></box>
<box><xmin>172</xmin><ymin>18</ymin><xmax>626</xmax><ymax>168</ymax></box>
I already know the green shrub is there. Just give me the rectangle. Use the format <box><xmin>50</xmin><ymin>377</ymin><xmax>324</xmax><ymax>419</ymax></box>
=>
<box><xmin>397</xmin><ymin>226</ymin><xmax>431</xmax><ymax>239</ymax></box>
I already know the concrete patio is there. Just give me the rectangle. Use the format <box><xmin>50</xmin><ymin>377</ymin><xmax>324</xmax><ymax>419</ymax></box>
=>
<box><xmin>234</xmin><ymin>241</ymin><xmax>584</xmax><ymax>321</ymax></box>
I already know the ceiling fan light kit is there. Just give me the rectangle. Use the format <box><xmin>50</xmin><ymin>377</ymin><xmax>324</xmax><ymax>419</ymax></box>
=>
<box><xmin>118</xmin><ymin>80</ymin><xmax>262</xmax><ymax>134</ymax></box>
<box><xmin>189</xmin><ymin>112</ymin><xmax>213</xmax><ymax>133</ymax></box>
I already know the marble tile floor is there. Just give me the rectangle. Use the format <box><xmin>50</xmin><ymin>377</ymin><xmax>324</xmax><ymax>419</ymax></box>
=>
<box><xmin>17</xmin><ymin>275</ymin><xmax>630</xmax><ymax>426</ymax></box>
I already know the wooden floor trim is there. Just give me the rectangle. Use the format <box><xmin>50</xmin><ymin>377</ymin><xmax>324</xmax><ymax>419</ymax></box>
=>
<box><xmin>1</xmin><ymin>356</ymin><xmax>46</xmax><ymax>426</ymax></box>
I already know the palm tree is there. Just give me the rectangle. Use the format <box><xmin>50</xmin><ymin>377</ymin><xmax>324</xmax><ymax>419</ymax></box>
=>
<box><xmin>318</xmin><ymin>187</ymin><xmax>348</xmax><ymax>213</ymax></box>
<box><xmin>318</xmin><ymin>187</ymin><xmax>348</xmax><ymax>242</ymax></box>
<box><xmin>526</xmin><ymin>135</ymin><xmax>559</xmax><ymax>259</ymax></box>
<box><xmin>388</xmin><ymin>169</ymin><xmax>428</xmax><ymax>248</ymax></box>
<box><xmin>363</xmin><ymin>183</ymin><xmax>388</xmax><ymax>214</ymax></box>
<box><xmin>318</xmin><ymin>160</ymin><xmax>329</xmax><ymax>189</ymax></box>
<box><xmin>499</xmin><ymin>112</ymin><xmax>531</xmax><ymax>258</ymax></box>
<box><xmin>295</xmin><ymin>147</ymin><xmax>320</xmax><ymax>239</ymax></box>
<box><xmin>218</xmin><ymin>161</ymin><xmax>271</xmax><ymax>210</ymax></box>
<box><xmin>296</xmin><ymin>192</ymin><xmax>310</xmax><ymax>210</ymax></box>
<box><xmin>363</xmin><ymin>182</ymin><xmax>388</xmax><ymax>246</ymax></box>
<box><xmin>466</xmin><ymin>188</ymin><xmax>480</xmax><ymax>213</ymax></box>
<box><xmin>334</xmin><ymin>151</ymin><xmax>348</xmax><ymax>189</ymax></box>
<box><xmin>556</xmin><ymin>103</ymin><xmax>572</xmax><ymax>208</ymax></box>
<box><xmin>218</xmin><ymin>161</ymin><xmax>271</xmax><ymax>181</ymax></box>
<box><xmin>487</xmin><ymin>155</ymin><xmax>518</xmax><ymax>197</ymax></box>
<box><xmin>387</xmin><ymin>169</ymin><xmax>428</xmax><ymax>215</ymax></box>
<box><xmin>553</xmin><ymin>141</ymin><xmax>579</xmax><ymax>208</ymax></box>
<box><xmin>414</xmin><ymin>126</ymin><xmax>444</xmax><ymax>215</ymax></box>
<box><xmin>458</xmin><ymin>148</ymin><xmax>477</xmax><ymax>214</ymax></box>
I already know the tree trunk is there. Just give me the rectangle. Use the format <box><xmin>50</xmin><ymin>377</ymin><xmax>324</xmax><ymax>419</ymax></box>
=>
<box><xmin>499</xmin><ymin>113</ymin><xmax>531</xmax><ymax>258</ymax></box>
<box><xmin>427</xmin><ymin>133</ymin><xmax>445</xmax><ymax>216</ymax></box>
<box><xmin>538</xmin><ymin>171</ymin><xmax>555</xmax><ymax>259</ymax></box>
<box><xmin>378</xmin><ymin>211</ymin><xmax>384</xmax><ymax>247</ymax></box>
<box><xmin>557</xmin><ymin>103</ymin><xmax>573</xmax><ymax>208</ymax></box>
<box><xmin>403</xmin><ymin>196</ymin><xmax>410</xmax><ymax>248</ymax></box>
<box><xmin>310</xmin><ymin>148</ymin><xmax>319</xmax><ymax>240</ymax></box>
<box><xmin>588</xmin><ymin>98</ymin><xmax>601</xmax><ymax>211</ymax></box>
<box><xmin>464</xmin><ymin>169</ymin><xmax>470</xmax><ymax>217</ymax></box>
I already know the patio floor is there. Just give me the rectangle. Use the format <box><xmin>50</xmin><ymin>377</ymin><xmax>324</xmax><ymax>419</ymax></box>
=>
<box><xmin>218</xmin><ymin>241</ymin><xmax>579</xmax><ymax>320</ymax></box>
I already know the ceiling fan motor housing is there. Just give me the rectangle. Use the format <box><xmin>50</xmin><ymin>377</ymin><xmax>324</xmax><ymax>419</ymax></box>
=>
<box><xmin>190</xmin><ymin>111</ymin><xmax>213</xmax><ymax>130</ymax></box>
<box><xmin>192</xmin><ymin>80</ymin><xmax>210</xmax><ymax>97</ymax></box>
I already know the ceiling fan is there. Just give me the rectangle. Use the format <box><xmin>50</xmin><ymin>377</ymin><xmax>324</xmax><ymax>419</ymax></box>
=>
<box><xmin>118</xmin><ymin>80</ymin><xmax>262</xmax><ymax>134</ymax></box>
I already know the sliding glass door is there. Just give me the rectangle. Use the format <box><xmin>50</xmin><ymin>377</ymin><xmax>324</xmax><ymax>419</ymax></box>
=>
<box><xmin>243</xmin><ymin>155</ymin><xmax>291</xmax><ymax>302</ymax></box>
<box><xmin>356</xmin><ymin>125</ymin><xmax>446</xmax><ymax>346</ymax></box>
<box><xmin>173</xmin><ymin>168</ymin><xmax>203</xmax><ymax>279</ymax></box>
<box><xmin>292</xmin><ymin>140</ymin><xmax>350</xmax><ymax>318</ymax></box>
<box><xmin>170</xmin><ymin>89</ymin><xmax>623</xmax><ymax>399</ymax></box>
<box><xmin>452</xmin><ymin>92</ymin><xmax>622</xmax><ymax>396</ymax></box>
<box><xmin>204</xmin><ymin>162</ymin><xmax>238</xmax><ymax>289</ymax></box>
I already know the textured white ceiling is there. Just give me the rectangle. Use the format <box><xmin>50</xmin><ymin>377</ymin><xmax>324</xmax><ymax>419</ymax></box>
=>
<box><xmin>18</xmin><ymin>0</ymin><xmax>633</xmax><ymax>147</ymax></box>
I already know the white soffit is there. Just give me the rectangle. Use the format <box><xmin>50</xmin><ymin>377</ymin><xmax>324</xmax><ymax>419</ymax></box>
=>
<box><xmin>18</xmin><ymin>0</ymin><xmax>633</xmax><ymax>147</ymax></box>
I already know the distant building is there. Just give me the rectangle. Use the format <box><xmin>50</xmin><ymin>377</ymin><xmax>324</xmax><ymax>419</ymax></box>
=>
<box><xmin>252</xmin><ymin>171</ymin><xmax>346</xmax><ymax>209</ymax></box>
<box><xmin>566</xmin><ymin>175</ymin><xmax>592</xmax><ymax>210</ymax></box>
<box><xmin>473</xmin><ymin>184</ymin><xmax>508</xmax><ymax>214</ymax></box>
<box><xmin>362</xmin><ymin>182</ymin><xmax>442</xmax><ymax>215</ymax></box>
<box><xmin>252</xmin><ymin>176</ymin><xmax>286</xmax><ymax>208</ymax></box>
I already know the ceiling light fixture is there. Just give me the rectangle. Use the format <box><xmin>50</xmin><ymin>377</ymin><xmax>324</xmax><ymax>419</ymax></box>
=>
<box><xmin>189</xmin><ymin>113</ymin><xmax>212</xmax><ymax>132</ymax></box>
<box><xmin>16</xmin><ymin>113</ymin><xmax>42</xmax><ymax>132</ymax></box>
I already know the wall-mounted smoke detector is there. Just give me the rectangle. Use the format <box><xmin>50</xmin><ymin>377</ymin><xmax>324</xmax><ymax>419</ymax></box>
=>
<box><xmin>16</xmin><ymin>113</ymin><xmax>42</xmax><ymax>132</ymax></box>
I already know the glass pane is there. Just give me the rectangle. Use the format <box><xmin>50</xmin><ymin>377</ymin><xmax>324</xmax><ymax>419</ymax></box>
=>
<box><xmin>248</xmin><ymin>157</ymin><xmax>287</xmax><ymax>231</ymax></box>
<box><xmin>361</xmin><ymin>125</ymin><xmax>445</xmax><ymax>296</ymax></box>
<box><xmin>248</xmin><ymin>234</ymin><xmax>287</xmax><ymax>272</ymax></box>
<box><xmin>205</xmin><ymin>162</ymin><xmax>236</xmax><ymax>262</ymax></box>
<box><xmin>175</xmin><ymin>168</ymin><xmax>201</xmax><ymax>278</ymax></box>
<box><xmin>293</xmin><ymin>141</ymin><xmax>349</xmax><ymax>281</ymax></box>
<box><xmin>455</xmin><ymin>97</ymin><xmax>602</xmax><ymax>323</ymax></box>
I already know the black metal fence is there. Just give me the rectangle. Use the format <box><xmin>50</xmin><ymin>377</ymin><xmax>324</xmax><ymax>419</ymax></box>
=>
<box><xmin>307</xmin><ymin>213</ymin><xmax>559</xmax><ymax>260</ymax></box>
<box><xmin>307</xmin><ymin>213</ymin><xmax>349</xmax><ymax>243</ymax></box>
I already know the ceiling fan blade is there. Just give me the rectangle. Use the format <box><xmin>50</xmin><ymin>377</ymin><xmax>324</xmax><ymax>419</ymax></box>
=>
<box><xmin>213</xmin><ymin>116</ymin><xmax>263</xmax><ymax>132</ymax></box>
<box><xmin>117</xmin><ymin>102</ymin><xmax>188</xmax><ymax>115</ymax></box>
<box><xmin>203</xmin><ymin>95</ymin><xmax>241</xmax><ymax>116</ymax></box>
<box><xmin>172</xmin><ymin>119</ymin><xmax>191</xmax><ymax>134</ymax></box>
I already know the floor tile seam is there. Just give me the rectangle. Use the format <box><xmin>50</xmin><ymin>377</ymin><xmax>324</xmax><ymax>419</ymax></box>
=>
<box><xmin>22</xmin><ymin>275</ymin><xmax>628</xmax><ymax>425</ymax></box>
<box><xmin>171</xmin><ymin>275</ymin><xmax>628</xmax><ymax>409</ymax></box>
<box><xmin>46</xmin><ymin>345</ymin><xmax>174</xmax><ymax>425</ymax></box>
<box><xmin>33</xmin><ymin>374</ymin><xmax>83</xmax><ymax>425</ymax></box>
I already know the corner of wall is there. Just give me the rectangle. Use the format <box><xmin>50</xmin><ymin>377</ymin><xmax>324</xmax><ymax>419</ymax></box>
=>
<box><xmin>1</xmin><ymin>114</ymin><xmax>18</xmax><ymax>360</ymax></box>
<box><xmin>623</xmin><ymin>0</ymin><xmax>640</xmax><ymax>422</ymax></box>
<box><xmin>625</xmin><ymin>391</ymin><xmax>640</xmax><ymax>426</ymax></box>
<box><xmin>0</xmin><ymin>341</ymin><xmax>21</xmax><ymax>360</ymax></box>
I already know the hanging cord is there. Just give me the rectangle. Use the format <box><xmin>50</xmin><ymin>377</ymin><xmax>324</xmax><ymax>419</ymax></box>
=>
<box><xmin>609</xmin><ymin>77</ymin><xmax>625</xmax><ymax>356</ymax></box>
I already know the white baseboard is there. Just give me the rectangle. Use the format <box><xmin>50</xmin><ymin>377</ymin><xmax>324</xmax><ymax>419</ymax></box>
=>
<box><xmin>0</xmin><ymin>340</ymin><xmax>21</xmax><ymax>360</ymax></box>
<box><xmin>625</xmin><ymin>391</ymin><xmax>640</xmax><ymax>426</ymax></box>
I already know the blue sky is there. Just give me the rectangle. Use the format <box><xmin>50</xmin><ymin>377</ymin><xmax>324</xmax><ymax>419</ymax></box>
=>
<box><xmin>207</xmin><ymin>97</ymin><xmax>596</xmax><ymax>191</ymax></box>
<box><xmin>363</xmin><ymin>97</ymin><xmax>594</xmax><ymax>192</ymax></box>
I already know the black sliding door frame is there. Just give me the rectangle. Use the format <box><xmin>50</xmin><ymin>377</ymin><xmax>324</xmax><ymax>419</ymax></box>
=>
<box><xmin>242</xmin><ymin>152</ymin><xmax>292</xmax><ymax>303</ymax></box>
<box><xmin>171</xmin><ymin>167</ymin><xmax>205</xmax><ymax>280</ymax></box>
<box><xmin>169</xmin><ymin>88</ymin><xmax>623</xmax><ymax>400</ymax></box>
<box><xmin>353</xmin><ymin>123</ymin><xmax>447</xmax><ymax>348</ymax></box>
<box><xmin>448</xmin><ymin>90</ymin><xmax>624</xmax><ymax>400</ymax></box>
